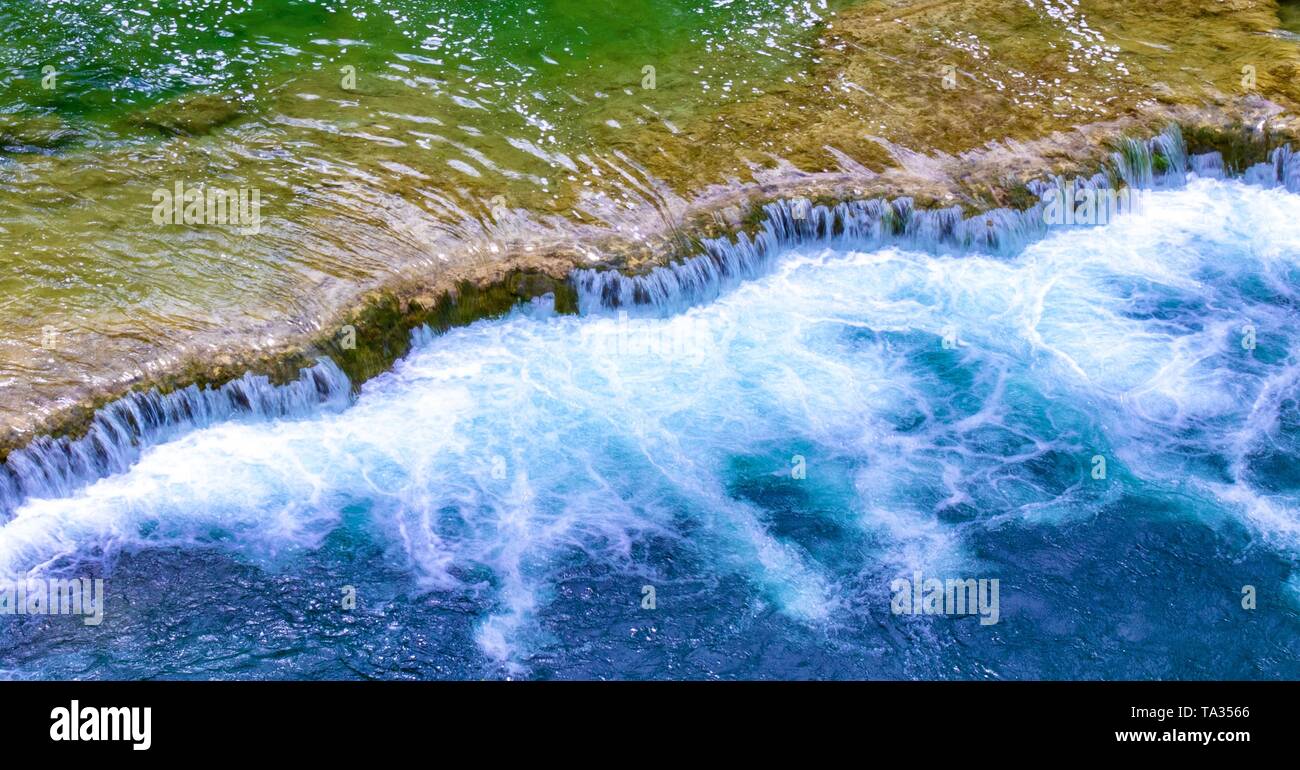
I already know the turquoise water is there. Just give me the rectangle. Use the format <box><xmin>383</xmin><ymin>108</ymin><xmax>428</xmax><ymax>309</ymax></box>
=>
<box><xmin>1</xmin><ymin>175</ymin><xmax>1298</xmax><ymax>678</ymax></box>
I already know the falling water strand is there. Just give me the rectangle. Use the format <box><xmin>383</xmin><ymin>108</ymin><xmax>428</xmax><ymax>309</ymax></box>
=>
<box><xmin>0</xmin><ymin>360</ymin><xmax>352</xmax><ymax>519</ymax></box>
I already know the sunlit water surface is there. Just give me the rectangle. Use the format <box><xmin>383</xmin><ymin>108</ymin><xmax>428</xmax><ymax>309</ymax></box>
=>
<box><xmin>0</xmin><ymin>0</ymin><xmax>839</xmax><ymax>424</ymax></box>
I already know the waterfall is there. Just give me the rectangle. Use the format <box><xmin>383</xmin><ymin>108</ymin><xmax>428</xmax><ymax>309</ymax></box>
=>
<box><xmin>572</xmin><ymin>196</ymin><xmax>1050</xmax><ymax>317</ymax></box>
<box><xmin>1243</xmin><ymin>144</ymin><xmax>1300</xmax><ymax>192</ymax></box>
<box><xmin>4</xmin><ymin>127</ymin><xmax>1294</xmax><ymax>518</ymax></box>
<box><xmin>1109</xmin><ymin>123</ymin><xmax>1188</xmax><ymax>189</ymax></box>
<box><xmin>573</xmin><ymin>125</ymin><xmax>1296</xmax><ymax>316</ymax></box>
<box><xmin>1190</xmin><ymin>151</ymin><xmax>1227</xmax><ymax>180</ymax></box>
<box><xmin>1111</xmin><ymin>122</ymin><xmax>1298</xmax><ymax>192</ymax></box>
<box><xmin>0</xmin><ymin>359</ymin><xmax>351</xmax><ymax>519</ymax></box>
<box><xmin>4</xmin><ymin>175</ymin><xmax>1299</xmax><ymax>678</ymax></box>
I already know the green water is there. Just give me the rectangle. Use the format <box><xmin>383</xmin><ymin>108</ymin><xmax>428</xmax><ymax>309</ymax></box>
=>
<box><xmin>0</xmin><ymin>0</ymin><xmax>840</xmax><ymax>434</ymax></box>
<box><xmin>1</xmin><ymin>0</ymin><xmax>828</xmax><ymax>145</ymax></box>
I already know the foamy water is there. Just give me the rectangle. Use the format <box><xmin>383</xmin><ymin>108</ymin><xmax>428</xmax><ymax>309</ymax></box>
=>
<box><xmin>3</xmin><ymin>177</ymin><xmax>1299</xmax><ymax>677</ymax></box>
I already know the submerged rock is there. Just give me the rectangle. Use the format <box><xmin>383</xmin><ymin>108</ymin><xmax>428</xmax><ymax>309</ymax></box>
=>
<box><xmin>128</xmin><ymin>92</ymin><xmax>245</xmax><ymax>137</ymax></box>
<box><xmin>0</xmin><ymin>113</ymin><xmax>79</xmax><ymax>153</ymax></box>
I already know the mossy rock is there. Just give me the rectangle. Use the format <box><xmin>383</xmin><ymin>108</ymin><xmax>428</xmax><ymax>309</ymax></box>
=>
<box><xmin>318</xmin><ymin>269</ymin><xmax>579</xmax><ymax>387</ymax></box>
<box><xmin>1182</xmin><ymin>123</ymin><xmax>1298</xmax><ymax>173</ymax></box>
<box><xmin>0</xmin><ymin>113</ymin><xmax>79</xmax><ymax>152</ymax></box>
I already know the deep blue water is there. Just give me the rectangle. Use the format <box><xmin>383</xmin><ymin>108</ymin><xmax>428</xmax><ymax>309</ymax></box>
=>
<box><xmin>1</xmin><ymin>177</ymin><xmax>1299</xmax><ymax>679</ymax></box>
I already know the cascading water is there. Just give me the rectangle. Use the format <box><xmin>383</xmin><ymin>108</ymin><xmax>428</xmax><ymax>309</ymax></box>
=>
<box><xmin>2</xmin><ymin>128</ymin><xmax>1299</xmax><ymax>679</ymax></box>
<box><xmin>0</xmin><ymin>361</ymin><xmax>351</xmax><ymax>519</ymax></box>
<box><xmin>572</xmin><ymin>197</ymin><xmax>1049</xmax><ymax>317</ymax></box>
<box><xmin>572</xmin><ymin>125</ymin><xmax>1300</xmax><ymax>319</ymax></box>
